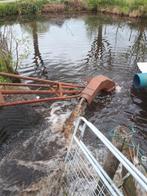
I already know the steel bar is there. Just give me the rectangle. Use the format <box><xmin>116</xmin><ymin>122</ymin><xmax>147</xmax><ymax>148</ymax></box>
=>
<box><xmin>0</xmin><ymin>95</ymin><xmax>80</xmax><ymax>107</ymax></box>
<box><xmin>64</xmin><ymin>117</ymin><xmax>147</xmax><ymax>195</ymax></box>
<box><xmin>0</xmin><ymin>82</ymin><xmax>54</xmax><ymax>88</ymax></box>
<box><xmin>0</xmin><ymin>82</ymin><xmax>83</xmax><ymax>89</ymax></box>
<box><xmin>59</xmin><ymin>83</ymin><xmax>63</xmax><ymax>96</ymax></box>
<box><xmin>79</xmin><ymin>117</ymin><xmax>147</xmax><ymax>191</ymax></box>
<box><xmin>64</xmin><ymin>117</ymin><xmax>122</xmax><ymax>196</ymax></box>
<box><xmin>0</xmin><ymin>72</ymin><xmax>83</xmax><ymax>88</ymax></box>
<box><xmin>62</xmin><ymin>84</ymin><xmax>84</xmax><ymax>88</ymax></box>
<box><xmin>0</xmin><ymin>89</ymin><xmax>81</xmax><ymax>95</ymax></box>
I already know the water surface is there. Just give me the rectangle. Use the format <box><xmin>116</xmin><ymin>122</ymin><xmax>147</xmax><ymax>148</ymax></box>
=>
<box><xmin>1</xmin><ymin>14</ymin><xmax>147</xmax><ymax>152</ymax></box>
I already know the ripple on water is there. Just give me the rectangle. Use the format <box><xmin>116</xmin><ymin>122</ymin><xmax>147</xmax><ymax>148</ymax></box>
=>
<box><xmin>0</xmin><ymin>14</ymin><xmax>147</xmax><ymax>194</ymax></box>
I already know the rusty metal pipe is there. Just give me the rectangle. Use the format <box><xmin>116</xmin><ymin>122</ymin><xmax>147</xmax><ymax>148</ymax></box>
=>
<box><xmin>0</xmin><ymin>89</ymin><xmax>81</xmax><ymax>95</ymax></box>
<box><xmin>0</xmin><ymin>95</ymin><xmax>80</xmax><ymax>107</ymax></box>
<box><xmin>81</xmin><ymin>75</ymin><xmax>115</xmax><ymax>104</ymax></box>
<box><xmin>0</xmin><ymin>82</ymin><xmax>82</xmax><ymax>89</ymax></box>
<box><xmin>0</xmin><ymin>72</ymin><xmax>83</xmax><ymax>88</ymax></box>
<box><xmin>0</xmin><ymin>82</ymin><xmax>53</xmax><ymax>88</ymax></box>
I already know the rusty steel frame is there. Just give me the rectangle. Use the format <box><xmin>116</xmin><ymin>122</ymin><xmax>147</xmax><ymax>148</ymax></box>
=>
<box><xmin>0</xmin><ymin>72</ymin><xmax>83</xmax><ymax>107</ymax></box>
<box><xmin>0</xmin><ymin>72</ymin><xmax>116</xmax><ymax>107</ymax></box>
<box><xmin>0</xmin><ymin>95</ymin><xmax>80</xmax><ymax>107</ymax></box>
<box><xmin>0</xmin><ymin>72</ymin><xmax>83</xmax><ymax>88</ymax></box>
<box><xmin>0</xmin><ymin>89</ymin><xmax>81</xmax><ymax>95</ymax></box>
<box><xmin>0</xmin><ymin>82</ymin><xmax>81</xmax><ymax>89</ymax></box>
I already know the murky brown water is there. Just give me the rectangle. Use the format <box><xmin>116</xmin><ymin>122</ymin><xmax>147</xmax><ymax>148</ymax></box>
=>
<box><xmin>0</xmin><ymin>14</ymin><xmax>147</xmax><ymax>195</ymax></box>
<box><xmin>8</xmin><ymin>14</ymin><xmax>147</xmax><ymax>136</ymax></box>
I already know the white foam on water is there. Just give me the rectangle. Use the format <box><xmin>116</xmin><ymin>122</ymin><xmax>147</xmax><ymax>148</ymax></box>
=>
<box><xmin>46</xmin><ymin>101</ymin><xmax>76</xmax><ymax>133</ymax></box>
<box><xmin>115</xmin><ymin>85</ymin><xmax>122</xmax><ymax>93</ymax></box>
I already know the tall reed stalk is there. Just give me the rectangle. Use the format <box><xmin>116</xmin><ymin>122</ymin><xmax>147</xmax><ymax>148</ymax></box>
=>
<box><xmin>0</xmin><ymin>29</ymin><xmax>14</xmax><ymax>82</ymax></box>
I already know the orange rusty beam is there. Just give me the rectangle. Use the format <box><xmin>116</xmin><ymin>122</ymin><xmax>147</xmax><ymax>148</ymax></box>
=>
<box><xmin>0</xmin><ymin>74</ymin><xmax>115</xmax><ymax>107</ymax></box>
<box><xmin>0</xmin><ymin>82</ymin><xmax>54</xmax><ymax>88</ymax></box>
<box><xmin>81</xmin><ymin>75</ymin><xmax>115</xmax><ymax>104</ymax></box>
<box><xmin>0</xmin><ymin>72</ymin><xmax>83</xmax><ymax>88</ymax></box>
<box><xmin>0</xmin><ymin>82</ymin><xmax>83</xmax><ymax>89</ymax></box>
<box><xmin>58</xmin><ymin>83</ymin><xmax>63</xmax><ymax>96</ymax></box>
<box><xmin>0</xmin><ymin>95</ymin><xmax>80</xmax><ymax>107</ymax></box>
<box><xmin>0</xmin><ymin>89</ymin><xmax>81</xmax><ymax>95</ymax></box>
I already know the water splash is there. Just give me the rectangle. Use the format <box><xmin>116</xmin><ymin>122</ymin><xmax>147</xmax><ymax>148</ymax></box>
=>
<box><xmin>0</xmin><ymin>100</ymin><xmax>78</xmax><ymax>195</ymax></box>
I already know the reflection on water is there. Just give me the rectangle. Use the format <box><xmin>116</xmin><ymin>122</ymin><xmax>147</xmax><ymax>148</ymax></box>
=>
<box><xmin>0</xmin><ymin>14</ymin><xmax>147</xmax><ymax>195</ymax></box>
<box><xmin>0</xmin><ymin>14</ymin><xmax>147</xmax><ymax>142</ymax></box>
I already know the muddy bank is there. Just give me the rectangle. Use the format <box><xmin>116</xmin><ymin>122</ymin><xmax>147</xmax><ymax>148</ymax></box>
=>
<box><xmin>0</xmin><ymin>96</ymin><xmax>77</xmax><ymax>195</ymax></box>
<box><xmin>41</xmin><ymin>1</ymin><xmax>87</xmax><ymax>14</ymax></box>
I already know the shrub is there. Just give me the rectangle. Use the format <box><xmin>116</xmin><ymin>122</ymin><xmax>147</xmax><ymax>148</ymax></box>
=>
<box><xmin>0</xmin><ymin>0</ymin><xmax>49</xmax><ymax>17</ymax></box>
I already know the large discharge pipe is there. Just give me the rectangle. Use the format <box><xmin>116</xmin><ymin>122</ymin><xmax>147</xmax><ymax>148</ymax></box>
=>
<box><xmin>133</xmin><ymin>73</ymin><xmax>147</xmax><ymax>89</ymax></box>
<box><xmin>64</xmin><ymin>75</ymin><xmax>115</xmax><ymax>138</ymax></box>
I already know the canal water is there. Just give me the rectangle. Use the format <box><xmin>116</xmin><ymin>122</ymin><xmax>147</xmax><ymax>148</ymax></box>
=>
<box><xmin>0</xmin><ymin>14</ymin><xmax>147</xmax><ymax>195</ymax></box>
<box><xmin>7</xmin><ymin>14</ymin><xmax>147</xmax><ymax>136</ymax></box>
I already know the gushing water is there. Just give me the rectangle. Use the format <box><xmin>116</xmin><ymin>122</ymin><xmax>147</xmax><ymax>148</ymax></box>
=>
<box><xmin>0</xmin><ymin>100</ymin><xmax>77</xmax><ymax>195</ymax></box>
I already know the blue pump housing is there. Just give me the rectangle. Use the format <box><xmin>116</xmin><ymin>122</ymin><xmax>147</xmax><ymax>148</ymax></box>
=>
<box><xmin>133</xmin><ymin>73</ymin><xmax>147</xmax><ymax>89</ymax></box>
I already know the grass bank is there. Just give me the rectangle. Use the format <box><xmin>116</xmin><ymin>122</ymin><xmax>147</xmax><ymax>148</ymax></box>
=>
<box><xmin>0</xmin><ymin>0</ymin><xmax>87</xmax><ymax>17</ymax></box>
<box><xmin>0</xmin><ymin>0</ymin><xmax>147</xmax><ymax>18</ymax></box>
<box><xmin>36</xmin><ymin>0</ymin><xmax>147</xmax><ymax>18</ymax></box>
<box><xmin>87</xmin><ymin>0</ymin><xmax>147</xmax><ymax>17</ymax></box>
<box><xmin>0</xmin><ymin>0</ymin><xmax>49</xmax><ymax>17</ymax></box>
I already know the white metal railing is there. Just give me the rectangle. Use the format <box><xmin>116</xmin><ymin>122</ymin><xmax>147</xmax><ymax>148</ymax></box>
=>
<box><xmin>63</xmin><ymin>117</ymin><xmax>147</xmax><ymax>195</ymax></box>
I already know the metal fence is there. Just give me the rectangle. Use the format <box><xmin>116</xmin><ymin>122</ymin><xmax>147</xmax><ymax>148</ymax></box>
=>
<box><xmin>63</xmin><ymin>117</ymin><xmax>147</xmax><ymax>196</ymax></box>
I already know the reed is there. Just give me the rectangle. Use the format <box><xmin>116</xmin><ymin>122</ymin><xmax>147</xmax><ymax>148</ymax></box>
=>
<box><xmin>0</xmin><ymin>30</ymin><xmax>14</xmax><ymax>82</ymax></box>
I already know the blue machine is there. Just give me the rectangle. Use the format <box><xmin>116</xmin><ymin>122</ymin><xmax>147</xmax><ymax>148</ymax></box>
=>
<box><xmin>133</xmin><ymin>63</ymin><xmax>147</xmax><ymax>89</ymax></box>
<box><xmin>133</xmin><ymin>73</ymin><xmax>147</xmax><ymax>89</ymax></box>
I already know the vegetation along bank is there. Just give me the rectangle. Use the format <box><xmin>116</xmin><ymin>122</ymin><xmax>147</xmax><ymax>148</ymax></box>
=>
<box><xmin>0</xmin><ymin>31</ymin><xmax>14</xmax><ymax>82</ymax></box>
<box><xmin>0</xmin><ymin>0</ymin><xmax>147</xmax><ymax>18</ymax></box>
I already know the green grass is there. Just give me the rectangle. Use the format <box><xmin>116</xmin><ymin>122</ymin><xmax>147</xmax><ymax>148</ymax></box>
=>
<box><xmin>0</xmin><ymin>0</ymin><xmax>49</xmax><ymax>17</ymax></box>
<box><xmin>0</xmin><ymin>0</ymin><xmax>146</xmax><ymax>17</ymax></box>
<box><xmin>87</xmin><ymin>0</ymin><xmax>147</xmax><ymax>16</ymax></box>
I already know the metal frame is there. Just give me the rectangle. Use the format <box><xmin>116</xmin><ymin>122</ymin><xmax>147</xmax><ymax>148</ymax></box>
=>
<box><xmin>0</xmin><ymin>72</ymin><xmax>83</xmax><ymax>107</ymax></box>
<box><xmin>63</xmin><ymin>117</ymin><xmax>147</xmax><ymax>195</ymax></box>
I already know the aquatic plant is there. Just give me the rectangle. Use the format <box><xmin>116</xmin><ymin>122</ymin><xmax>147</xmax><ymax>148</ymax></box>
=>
<box><xmin>0</xmin><ymin>28</ymin><xmax>16</xmax><ymax>82</ymax></box>
<box><xmin>0</xmin><ymin>39</ymin><xmax>11</xmax><ymax>81</ymax></box>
